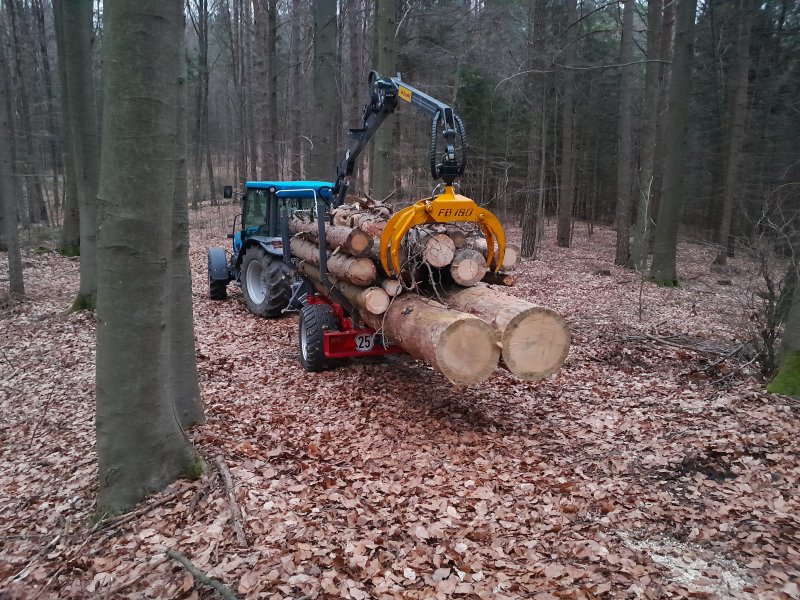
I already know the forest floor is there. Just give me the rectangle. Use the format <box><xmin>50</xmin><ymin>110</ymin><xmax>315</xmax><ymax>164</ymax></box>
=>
<box><xmin>1</xmin><ymin>204</ymin><xmax>799</xmax><ymax>600</ymax></box>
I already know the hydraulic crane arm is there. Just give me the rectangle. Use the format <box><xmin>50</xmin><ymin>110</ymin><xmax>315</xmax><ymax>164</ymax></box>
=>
<box><xmin>333</xmin><ymin>71</ymin><xmax>467</xmax><ymax>208</ymax></box>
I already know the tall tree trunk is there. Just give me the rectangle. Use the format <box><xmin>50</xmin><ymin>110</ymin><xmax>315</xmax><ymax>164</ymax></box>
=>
<box><xmin>713</xmin><ymin>0</ymin><xmax>753</xmax><ymax>266</ymax></box>
<box><xmin>650</xmin><ymin>0</ymin><xmax>698</xmax><ymax>286</ymax></box>
<box><xmin>648</xmin><ymin>0</ymin><xmax>675</xmax><ymax>249</ymax></box>
<box><xmin>521</xmin><ymin>0</ymin><xmax>547</xmax><ymax>258</ymax></box>
<box><xmin>0</xmin><ymin>39</ymin><xmax>24</xmax><ymax>297</ymax></box>
<box><xmin>309</xmin><ymin>0</ymin><xmax>338</xmax><ymax>179</ymax></box>
<box><xmin>289</xmin><ymin>0</ymin><xmax>305</xmax><ymax>178</ymax></box>
<box><xmin>631</xmin><ymin>0</ymin><xmax>663</xmax><ymax>271</ymax></box>
<box><xmin>32</xmin><ymin>0</ymin><xmax>60</xmax><ymax>222</ymax></box>
<box><xmin>171</xmin><ymin>25</ymin><xmax>205</xmax><ymax>428</ymax></box>
<box><xmin>4</xmin><ymin>0</ymin><xmax>47</xmax><ymax>225</ymax></box>
<box><xmin>267</xmin><ymin>0</ymin><xmax>279</xmax><ymax>177</ymax></box>
<box><xmin>371</xmin><ymin>0</ymin><xmax>396</xmax><ymax>199</ymax></box>
<box><xmin>556</xmin><ymin>0</ymin><xmax>577</xmax><ymax>248</ymax></box>
<box><xmin>244</xmin><ymin>0</ymin><xmax>257</xmax><ymax>181</ymax></box>
<box><xmin>96</xmin><ymin>0</ymin><xmax>202</xmax><ymax>515</ymax></box>
<box><xmin>54</xmin><ymin>3</ymin><xmax>80</xmax><ymax>255</ymax></box>
<box><xmin>254</xmin><ymin>0</ymin><xmax>269</xmax><ymax>178</ymax></box>
<box><xmin>60</xmin><ymin>0</ymin><xmax>100</xmax><ymax>310</ymax></box>
<box><xmin>614</xmin><ymin>0</ymin><xmax>635</xmax><ymax>266</ymax></box>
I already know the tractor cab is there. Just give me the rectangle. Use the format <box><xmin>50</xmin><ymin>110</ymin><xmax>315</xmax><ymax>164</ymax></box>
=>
<box><xmin>231</xmin><ymin>181</ymin><xmax>334</xmax><ymax>258</ymax></box>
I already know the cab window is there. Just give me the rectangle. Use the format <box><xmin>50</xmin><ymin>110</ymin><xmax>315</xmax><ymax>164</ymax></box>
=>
<box><xmin>243</xmin><ymin>189</ymin><xmax>270</xmax><ymax>231</ymax></box>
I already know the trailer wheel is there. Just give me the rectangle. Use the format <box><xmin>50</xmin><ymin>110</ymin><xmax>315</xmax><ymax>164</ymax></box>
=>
<box><xmin>241</xmin><ymin>247</ymin><xmax>291</xmax><ymax>317</ymax></box>
<box><xmin>299</xmin><ymin>304</ymin><xmax>339</xmax><ymax>372</ymax></box>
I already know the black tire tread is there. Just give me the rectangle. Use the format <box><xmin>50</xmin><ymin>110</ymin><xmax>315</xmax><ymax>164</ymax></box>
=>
<box><xmin>299</xmin><ymin>304</ymin><xmax>339</xmax><ymax>372</ymax></box>
<box><xmin>209</xmin><ymin>278</ymin><xmax>228</xmax><ymax>300</ymax></box>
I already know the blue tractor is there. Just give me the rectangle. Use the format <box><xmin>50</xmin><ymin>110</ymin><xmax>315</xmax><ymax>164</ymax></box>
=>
<box><xmin>207</xmin><ymin>181</ymin><xmax>333</xmax><ymax>318</ymax></box>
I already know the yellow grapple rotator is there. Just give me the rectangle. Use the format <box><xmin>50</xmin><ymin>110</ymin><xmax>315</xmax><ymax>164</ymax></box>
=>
<box><xmin>332</xmin><ymin>71</ymin><xmax>506</xmax><ymax>275</ymax></box>
<box><xmin>379</xmin><ymin>186</ymin><xmax>506</xmax><ymax>276</ymax></box>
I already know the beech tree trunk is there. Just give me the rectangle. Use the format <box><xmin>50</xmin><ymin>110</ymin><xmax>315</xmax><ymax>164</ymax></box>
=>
<box><xmin>556</xmin><ymin>0</ymin><xmax>578</xmax><ymax>248</ymax></box>
<box><xmin>54</xmin><ymin>4</ymin><xmax>80</xmax><ymax>256</ymax></box>
<box><xmin>291</xmin><ymin>237</ymin><xmax>377</xmax><ymax>286</ymax></box>
<box><xmin>631</xmin><ymin>0</ymin><xmax>663</xmax><ymax>271</ymax></box>
<box><xmin>309</xmin><ymin>0</ymin><xmax>338</xmax><ymax>179</ymax></box>
<box><xmin>614</xmin><ymin>0</ymin><xmax>635</xmax><ymax>266</ymax></box>
<box><xmin>443</xmin><ymin>284</ymin><xmax>570</xmax><ymax>381</ymax></box>
<box><xmin>60</xmin><ymin>0</ymin><xmax>100</xmax><ymax>310</ymax></box>
<box><xmin>170</xmin><ymin>26</ymin><xmax>204</xmax><ymax>428</ymax></box>
<box><xmin>371</xmin><ymin>0</ymin><xmax>396</xmax><ymax>199</ymax></box>
<box><xmin>96</xmin><ymin>0</ymin><xmax>202</xmax><ymax>515</ymax></box>
<box><xmin>360</xmin><ymin>295</ymin><xmax>501</xmax><ymax>386</ymax></box>
<box><xmin>713</xmin><ymin>1</ymin><xmax>753</xmax><ymax>267</ymax></box>
<box><xmin>0</xmin><ymin>43</ymin><xmax>24</xmax><ymax>296</ymax></box>
<box><xmin>650</xmin><ymin>0</ymin><xmax>698</xmax><ymax>286</ymax></box>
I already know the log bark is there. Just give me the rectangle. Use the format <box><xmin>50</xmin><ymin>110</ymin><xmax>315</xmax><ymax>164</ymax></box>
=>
<box><xmin>360</xmin><ymin>295</ymin><xmax>500</xmax><ymax>386</ymax></box>
<box><xmin>291</xmin><ymin>237</ymin><xmax>377</xmax><ymax>286</ymax></box>
<box><xmin>450</xmin><ymin>248</ymin><xmax>487</xmax><ymax>287</ymax></box>
<box><xmin>297</xmin><ymin>262</ymin><xmax>390</xmax><ymax>315</ymax></box>
<box><xmin>443</xmin><ymin>284</ymin><xmax>570</xmax><ymax>380</ymax></box>
<box><xmin>289</xmin><ymin>218</ymin><xmax>373</xmax><ymax>257</ymax></box>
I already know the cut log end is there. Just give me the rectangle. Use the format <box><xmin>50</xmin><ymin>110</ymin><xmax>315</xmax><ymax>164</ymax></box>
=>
<box><xmin>436</xmin><ymin>317</ymin><xmax>501</xmax><ymax>386</ymax></box>
<box><xmin>422</xmin><ymin>232</ymin><xmax>456</xmax><ymax>267</ymax></box>
<box><xmin>503</xmin><ymin>307</ymin><xmax>570</xmax><ymax>381</ymax></box>
<box><xmin>381</xmin><ymin>279</ymin><xmax>404</xmax><ymax>297</ymax></box>
<box><xmin>450</xmin><ymin>249</ymin><xmax>487</xmax><ymax>287</ymax></box>
<box><xmin>362</xmin><ymin>287</ymin><xmax>391</xmax><ymax>314</ymax></box>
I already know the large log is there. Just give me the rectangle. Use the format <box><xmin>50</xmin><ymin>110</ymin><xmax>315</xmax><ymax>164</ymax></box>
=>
<box><xmin>290</xmin><ymin>237</ymin><xmax>377</xmax><ymax>287</ymax></box>
<box><xmin>297</xmin><ymin>262</ymin><xmax>390</xmax><ymax>315</ymax></box>
<box><xmin>361</xmin><ymin>295</ymin><xmax>500</xmax><ymax>386</ymax></box>
<box><xmin>443</xmin><ymin>284</ymin><xmax>570</xmax><ymax>381</ymax></box>
<box><xmin>289</xmin><ymin>218</ymin><xmax>373</xmax><ymax>257</ymax></box>
<box><xmin>406</xmin><ymin>228</ymin><xmax>456</xmax><ymax>268</ymax></box>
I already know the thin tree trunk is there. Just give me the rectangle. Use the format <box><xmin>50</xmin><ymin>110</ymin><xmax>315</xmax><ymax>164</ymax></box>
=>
<box><xmin>556</xmin><ymin>0</ymin><xmax>577</xmax><ymax>248</ymax></box>
<box><xmin>96</xmin><ymin>0</ymin><xmax>202</xmax><ymax>515</ymax></box>
<box><xmin>32</xmin><ymin>0</ymin><xmax>60</xmax><ymax>222</ymax></box>
<box><xmin>267</xmin><ymin>0</ymin><xmax>279</xmax><ymax>177</ymax></box>
<box><xmin>631</xmin><ymin>0</ymin><xmax>663</xmax><ymax>271</ymax></box>
<box><xmin>289</xmin><ymin>0</ymin><xmax>304</xmax><ymax>178</ymax></box>
<box><xmin>54</xmin><ymin>3</ymin><xmax>80</xmax><ymax>255</ymax></box>
<box><xmin>309</xmin><ymin>0</ymin><xmax>338</xmax><ymax>179</ymax></box>
<box><xmin>614</xmin><ymin>0</ymin><xmax>635</xmax><ymax>266</ymax></box>
<box><xmin>60</xmin><ymin>0</ymin><xmax>100</xmax><ymax>310</ymax></box>
<box><xmin>713</xmin><ymin>0</ymin><xmax>753</xmax><ymax>266</ymax></box>
<box><xmin>4</xmin><ymin>0</ymin><xmax>47</xmax><ymax>225</ymax></box>
<box><xmin>0</xmin><ymin>40</ymin><xmax>24</xmax><ymax>296</ymax></box>
<box><xmin>650</xmin><ymin>0</ymin><xmax>698</xmax><ymax>286</ymax></box>
<box><xmin>371</xmin><ymin>0</ymin><xmax>396</xmax><ymax>199</ymax></box>
<box><xmin>521</xmin><ymin>0</ymin><xmax>547</xmax><ymax>258</ymax></box>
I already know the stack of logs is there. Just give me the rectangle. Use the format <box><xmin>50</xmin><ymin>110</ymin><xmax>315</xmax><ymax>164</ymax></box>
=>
<box><xmin>289</xmin><ymin>200</ymin><xmax>570</xmax><ymax>386</ymax></box>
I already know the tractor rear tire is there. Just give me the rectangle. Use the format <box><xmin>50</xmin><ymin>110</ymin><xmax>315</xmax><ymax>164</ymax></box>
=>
<box><xmin>299</xmin><ymin>304</ymin><xmax>339</xmax><ymax>372</ymax></box>
<box><xmin>241</xmin><ymin>247</ymin><xmax>291</xmax><ymax>318</ymax></box>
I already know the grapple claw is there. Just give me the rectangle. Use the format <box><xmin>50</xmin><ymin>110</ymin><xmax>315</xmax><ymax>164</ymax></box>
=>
<box><xmin>378</xmin><ymin>186</ymin><xmax>506</xmax><ymax>276</ymax></box>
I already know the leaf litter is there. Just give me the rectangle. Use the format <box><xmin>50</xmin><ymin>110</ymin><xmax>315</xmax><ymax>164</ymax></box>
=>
<box><xmin>0</xmin><ymin>206</ymin><xmax>798</xmax><ymax>599</ymax></box>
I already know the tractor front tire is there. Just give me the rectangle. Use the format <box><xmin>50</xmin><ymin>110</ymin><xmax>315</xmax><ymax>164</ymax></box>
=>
<box><xmin>299</xmin><ymin>304</ymin><xmax>339</xmax><ymax>372</ymax></box>
<box><xmin>241</xmin><ymin>247</ymin><xmax>291</xmax><ymax>318</ymax></box>
<box><xmin>209</xmin><ymin>279</ymin><xmax>228</xmax><ymax>301</ymax></box>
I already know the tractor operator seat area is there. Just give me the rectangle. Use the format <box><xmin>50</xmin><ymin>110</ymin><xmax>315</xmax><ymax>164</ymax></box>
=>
<box><xmin>241</xmin><ymin>181</ymin><xmax>334</xmax><ymax>238</ymax></box>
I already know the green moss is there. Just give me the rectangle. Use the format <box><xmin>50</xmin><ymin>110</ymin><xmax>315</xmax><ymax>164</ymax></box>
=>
<box><xmin>183</xmin><ymin>452</ymin><xmax>206</xmax><ymax>480</ymax></box>
<box><xmin>58</xmin><ymin>244</ymin><xmax>80</xmax><ymax>257</ymax></box>
<box><xmin>69</xmin><ymin>293</ymin><xmax>96</xmax><ymax>313</ymax></box>
<box><xmin>767</xmin><ymin>351</ymin><xmax>800</xmax><ymax>398</ymax></box>
<box><xmin>650</xmin><ymin>277</ymin><xmax>679</xmax><ymax>288</ymax></box>
<box><xmin>34</xmin><ymin>246</ymin><xmax>50</xmax><ymax>254</ymax></box>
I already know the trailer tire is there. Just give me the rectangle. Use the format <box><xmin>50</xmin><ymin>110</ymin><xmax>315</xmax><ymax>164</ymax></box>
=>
<box><xmin>299</xmin><ymin>304</ymin><xmax>339</xmax><ymax>372</ymax></box>
<box><xmin>241</xmin><ymin>246</ymin><xmax>291</xmax><ymax>317</ymax></box>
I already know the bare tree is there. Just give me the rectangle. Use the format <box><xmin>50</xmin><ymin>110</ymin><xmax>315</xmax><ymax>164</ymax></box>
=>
<box><xmin>614</xmin><ymin>0</ymin><xmax>635</xmax><ymax>266</ymax></box>
<box><xmin>96</xmin><ymin>0</ymin><xmax>202</xmax><ymax>514</ymax></box>
<box><xmin>556</xmin><ymin>0</ymin><xmax>578</xmax><ymax>248</ymax></box>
